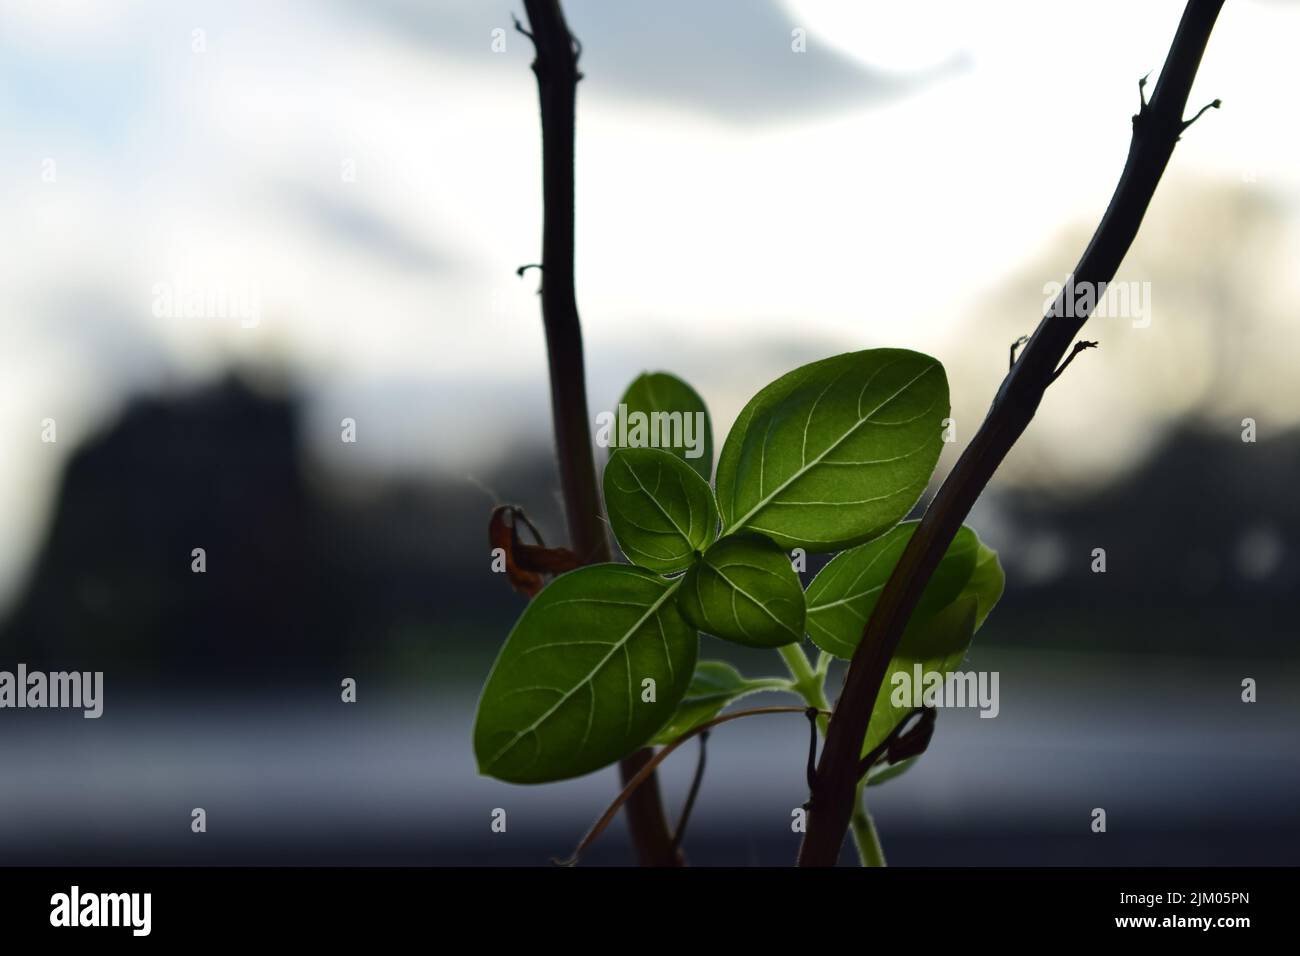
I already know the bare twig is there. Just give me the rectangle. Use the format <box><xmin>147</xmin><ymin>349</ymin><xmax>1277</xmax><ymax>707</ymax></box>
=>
<box><xmin>555</xmin><ymin>706</ymin><xmax>831</xmax><ymax>866</ymax></box>
<box><xmin>798</xmin><ymin>0</ymin><xmax>1225</xmax><ymax>866</ymax></box>
<box><xmin>670</xmin><ymin>730</ymin><xmax>709</xmax><ymax>852</ymax></box>
<box><xmin>857</xmin><ymin>706</ymin><xmax>935</xmax><ymax>779</ymax></box>
<box><xmin>518</xmin><ymin>0</ymin><xmax>681</xmax><ymax>866</ymax></box>
<box><xmin>804</xmin><ymin>706</ymin><xmax>820</xmax><ymax>790</ymax></box>
<box><xmin>1009</xmin><ymin>334</ymin><xmax>1030</xmax><ymax>370</ymax></box>
<box><xmin>1181</xmin><ymin>98</ymin><xmax>1221</xmax><ymax>133</ymax></box>
<box><xmin>1050</xmin><ymin>340</ymin><xmax>1100</xmax><ymax>382</ymax></box>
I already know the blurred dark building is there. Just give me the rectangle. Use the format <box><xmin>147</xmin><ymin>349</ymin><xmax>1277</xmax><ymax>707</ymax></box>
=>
<box><xmin>993</xmin><ymin>428</ymin><xmax>1300</xmax><ymax>657</ymax></box>
<box><xmin>2</xmin><ymin>378</ymin><xmax>1296</xmax><ymax>689</ymax></box>
<box><xmin>0</xmin><ymin>377</ymin><xmax>549</xmax><ymax>686</ymax></box>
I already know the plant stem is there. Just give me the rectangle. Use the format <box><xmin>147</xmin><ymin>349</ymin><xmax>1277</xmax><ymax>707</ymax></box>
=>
<box><xmin>777</xmin><ymin>643</ymin><xmax>822</xmax><ymax>700</ymax></box>
<box><xmin>782</xmin><ymin>640</ymin><xmax>887</xmax><ymax>866</ymax></box>
<box><xmin>797</xmin><ymin>0</ymin><xmax>1225</xmax><ymax>867</ymax></box>
<box><xmin>781</xmin><ymin>644</ymin><xmax>883</xmax><ymax>865</ymax></box>
<box><xmin>519</xmin><ymin>0</ymin><xmax>680</xmax><ymax>866</ymax></box>
<box><xmin>779</xmin><ymin>643</ymin><xmax>830</xmax><ymax>735</ymax></box>
<box><xmin>558</xmin><ymin>705</ymin><xmax>830</xmax><ymax>865</ymax></box>
<box><xmin>850</xmin><ymin>779</ymin><xmax>886</xmax><ymax>867</ymax></box>
<box><xmin>814</xmin><ymin>649</ymin><xmax>833</xmax><ymax>680</ymax></box>
<box><xmin>749</xmin><ymin>677</ymin><xmax>800</xmax><ymax>694</ymax></box>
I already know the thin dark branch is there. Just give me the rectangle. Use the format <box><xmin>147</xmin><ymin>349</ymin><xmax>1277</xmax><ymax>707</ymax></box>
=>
<box><xmin>1182</xmin><ymin>98</ymin><xmax>1221</xmax><ymax>132</ymax></box>
<box><xmin>798</xmin><ymin>0</ymin><xmax>1225</xmax><ymax>867</ymax></box>
<box><xmin>1050</xmin><ymin>340</ymin><xmax>1100</xmax><ymax>382</ymax></box>
<box><xmin>516</xmin><ymin>262</ymin><xmax>544</xmax><ymax>293</ymax></box>
<box><xmin>670</xmin><ymin>731</ymin><xmax>709</xmax><ymax>852</ymax></box>
<box><xmin>804</xmin><ymin>706</ymin><xmax>820</xmax><ymax>791</ymax></box>
<box><xmin>555</xmin><ymin>706</ymin><xmax>829</xmax><ymax>867</ymax></box>
<box><xmin>518</xmin><ymin>0</ymin><xmax>681</xmax><ymax>866</ymax></box>
<box><xmin>1009</xmin><ymin>334</ymin><xmax>1030</xmax><ymax>370</ymax></box>
<box><xmin>857</xmin><ymin>706</ymin><xmax>935</xmax><ymax>779</ymax></box>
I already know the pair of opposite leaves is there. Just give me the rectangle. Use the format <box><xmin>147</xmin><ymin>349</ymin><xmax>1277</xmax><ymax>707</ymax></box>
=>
<box><xmin>474</xmin><ymin>349</ymin><xmax>997</xmax><ymax>785</ymax></box>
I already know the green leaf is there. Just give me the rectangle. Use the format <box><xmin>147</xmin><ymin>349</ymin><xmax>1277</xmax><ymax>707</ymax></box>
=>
<box><xmin>677</xmin><ymin>534</ymin><xmax>806</xmax><ymax>648</ymax></box>
<box><xmin>715</xmin><ymin>349</ymin><xmax>948</xmax><ymax>552</ymax></box>
<box><xmin>860</xmin><ymin>539</ymin><xmax>1005</xmax><ymax>787</ymax></box>
<box><xmin>650</xmin><ymin>660</ymin><xmax>783</xmax><ymax>745</ymax></box>
<box><xmin>473</xmin><ymin>565</ymin><xmax>697</xmax><ymax>784</ymax></box>
<box><xmin>820</xmin><ymin>528</ymin><xmax>1005</xmax><ymax>788</ymax></box>
<box><xmin>865</xmin><ymin>755</ymin><xmax>918</xmax><ymax>787</ymax></box>
<box><xmin>609</xmin><ymin>371</ymin><xmax>713</xmax><ymax>481</ymax></box>
<box><xmin>963</xmin><ymin>539</ymin><xmax>1006</xmax><ymax>631</ymax></box>
<box><xmin>806</xmin><ymin>522</ymin><xmax>979</xmax><ymax>660</ymax></box>
<box><xmin>603</xmin><ymin>448</ymin><xmax>718</xmax><ymax>573</ymax></box>
<box><xmin>861</xmin><ymin>595</ymin><xmax>977</xmax><ymax>762</ymax></box>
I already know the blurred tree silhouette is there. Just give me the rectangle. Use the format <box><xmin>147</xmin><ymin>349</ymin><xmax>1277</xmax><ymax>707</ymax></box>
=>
<box><xmin>2</xmin><ymin>376</ymin><xmax>1293</xmax><ymax>686</ymax></box>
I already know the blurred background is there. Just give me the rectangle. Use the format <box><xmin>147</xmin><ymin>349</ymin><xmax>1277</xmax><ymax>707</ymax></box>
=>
<box><xmin>1</xmin><ymin>0</ymin><xmax>1297</xmax><ymax>865</ymax></box>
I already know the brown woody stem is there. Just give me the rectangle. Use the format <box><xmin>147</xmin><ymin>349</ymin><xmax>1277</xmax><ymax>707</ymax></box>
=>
<box><xmin>558</xmin><ymin>706</ymin><xmax>831</xmax><ymax>866</ymax></box>
<box><xmin>798</xmin><ymin>0</ymin><xmax>1225</xmax><ymax>866</ymax></box>
<box><xmin>518</xmin><ymin>0</ymin><xmax>682</xmax><ymax>867</ymax></box>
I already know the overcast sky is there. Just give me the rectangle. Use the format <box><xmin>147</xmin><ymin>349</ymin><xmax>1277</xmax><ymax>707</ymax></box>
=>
<box><xmin>2</xmin><ymin>0</ymin><xmax>1298</xmax><ymax>609</ymax></box>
